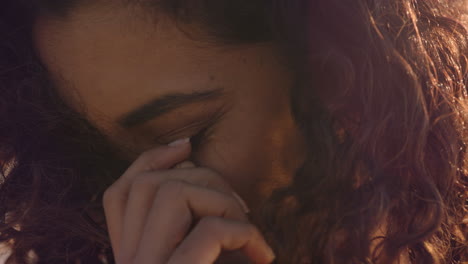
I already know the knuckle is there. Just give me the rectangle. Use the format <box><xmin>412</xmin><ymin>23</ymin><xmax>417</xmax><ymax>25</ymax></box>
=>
<box><xmin>198</xmin><ymin>216</ymin><xmax>224</xmax><ymax>232</ymax></box>
<box><xmin>102</xmin><ymin>186</ymin><xmax>118</xmax><ymax>207</ymax></box>
<box><xmin>224</xmin><ymin>198</ymin><xmax>246</xmax><ymax>217</ymax></box>
<box><xmin>194</xmin><ymin>168</ymin><xmax>231</xmax><ymax>190</ymax></box>
<box><xmin>243</xmin><ymin>223</ymin><xmax>258</xmax><ymax>238</ymax></box>
<box><xmin>129</xmin><ymin>174</ymin><xmax>157</xmax><ymax>192</ymax></box>
<box><xmin>157</xmin><ymin>180</ymin><xmax>186</xmax><ymax>199</ymax></box>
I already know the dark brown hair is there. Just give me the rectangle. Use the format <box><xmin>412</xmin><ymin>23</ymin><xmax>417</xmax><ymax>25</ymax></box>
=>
<box><xmin>0</xmin><ymin>0</ymin><xmax>467</xmax><ymax>263</ymax></box>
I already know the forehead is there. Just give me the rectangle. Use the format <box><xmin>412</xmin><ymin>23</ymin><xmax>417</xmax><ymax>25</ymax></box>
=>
<box><xmin>33</xmin><ymin>3</ymin><xmax>217</xmax><ymax>117</ymax></box>
<box><xmin>32</xmin><ymin>2</ymin><xmax>289</xmax><ymax>156</ymax></box>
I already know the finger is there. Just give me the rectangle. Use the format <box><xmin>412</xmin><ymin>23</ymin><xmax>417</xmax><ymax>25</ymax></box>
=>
<box><xmin>121</xmin><ymin>138</ymin><xmax>192</xmax><ymax>181</ymax></box>
<box><xmin>173</xmin><ymin>161</ymin><xmax>196</xmax><ymax>169</ymax></box>
<box><xmin>167</xmin><ymin>216</ymin><xmax>275</xmax><ymax>264</ymax></box>
<box><xmin>103</xmin><ymin>139</ymin><xmax>191</xmax><ymax>256</ymax></box>
<box><xmin>130</xmin><ymin>180</ymin><xmax>249</xmax><ymax>264</ymax></box>
<box><xmin>117</xmin><ymin>168</ymin><xmax>241</xmax><ymax>263</ymax></box>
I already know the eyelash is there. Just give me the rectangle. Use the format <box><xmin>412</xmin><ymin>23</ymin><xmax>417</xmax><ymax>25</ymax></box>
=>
<box><xmin>190</xmin><ymin>125</ymin><xmax>211</xmax><ymax>149</ymax></box>
<box><xmin>154</xmin><ymin>107</ymin><xmax>225</xmax><ymax>149</ymax></box>
<box><xmin>154</xmin><ymin>116</ymin><xmax>218</xmax><ymax>149</ymax></box>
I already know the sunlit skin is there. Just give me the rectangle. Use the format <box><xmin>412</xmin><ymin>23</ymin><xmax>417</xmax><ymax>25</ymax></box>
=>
<box><xmin>34</xmin><ymin>2</ymin><xmax>306</xmax><ymax>263</ymax></box>
<box><xmin>31</xmin><ymin>2</ymin><xmax>416</xmax><ymax>264</ymax></box>
<box><xmin>34</xmin><ymin>3</ymin><xmax>305</xmax><ymax>210</ymax></box>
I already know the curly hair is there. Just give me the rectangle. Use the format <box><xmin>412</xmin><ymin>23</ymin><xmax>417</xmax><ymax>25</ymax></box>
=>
<box><xmin>0</xmin><ymin>0</ymin><xmax>467</xmax><ymax>263</ymax></box>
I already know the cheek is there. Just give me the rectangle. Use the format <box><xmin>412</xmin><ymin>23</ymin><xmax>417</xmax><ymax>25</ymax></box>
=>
<box><xmin>193</xmin><ymin>110</ymin><xmax>301</xmax><ymax>210</ymax></box>
<box><xmin>194</xmin><ymin>131</ymin><xmax>270</xmax><ymax>208</ymax></box>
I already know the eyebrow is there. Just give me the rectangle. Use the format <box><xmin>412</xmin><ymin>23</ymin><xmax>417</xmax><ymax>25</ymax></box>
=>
<box><xmin>117</xmin><ymin>88</ymin><xmax>224</xmax><ymax>128</ymax></box>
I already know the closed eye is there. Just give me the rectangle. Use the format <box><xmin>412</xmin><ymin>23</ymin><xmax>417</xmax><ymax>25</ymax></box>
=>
<box><xmin>152</xmin><ymin>120</ymin><xmax>208</xmax><ymax>146</ymax></box>
<box><xmin>188</xmin><ymin>125</ymin><xmax>211</xmax><ymax>149</ymax></box>
<box><xmin>153</xmin><ymin>107</ymin><xmax>225</xmax><ymax>149</ymax></box>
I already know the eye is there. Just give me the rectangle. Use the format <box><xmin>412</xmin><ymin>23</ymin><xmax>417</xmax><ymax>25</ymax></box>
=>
<box><xmin>153</xmin><ymin>107</ymin><xmax>225</xmax><ymax>148</ymax></box>
<box><xmin>190</xmin><ymin>125</ymin><xmax>211</xmax><ymax>149</ymax></box>
<box><xmin>152</xmin><ymin>121</ymin><xmax>213</xmax><ymax>149</ymax></box>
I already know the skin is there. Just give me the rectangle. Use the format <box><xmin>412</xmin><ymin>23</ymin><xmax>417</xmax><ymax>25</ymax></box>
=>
<box><xmin>33</xmin><ymin>2</ymin><xmax>305</xmax><ymax>263</ymax></box>
<box><xmin>32</xmin><ymin>2</ymin><xmax>414</xmax><ymax>264</ymax></box>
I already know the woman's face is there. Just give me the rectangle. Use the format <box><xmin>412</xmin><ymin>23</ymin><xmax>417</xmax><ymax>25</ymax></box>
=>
<box><xmin>33</xmin><ymin>3</ymin><xmax>305</xmax><ymax>211</ymax></box>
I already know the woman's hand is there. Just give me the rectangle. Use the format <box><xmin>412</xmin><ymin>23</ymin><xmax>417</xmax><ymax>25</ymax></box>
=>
<box><xmin>102</xmin><ymin>139</ymin><xmax>275</xmax><ymax>264</ymax></box>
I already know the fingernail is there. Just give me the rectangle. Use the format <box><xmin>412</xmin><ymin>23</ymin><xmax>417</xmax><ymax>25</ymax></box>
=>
<box><xmin>232</xmin><ymin>191</ymin><xmax>250</xmax><ymax>214</ymax></box>
<box><xmin>264</xmin><ymin>246</ymin><xmax>276</xmax><ymax>263</ymax></box>
<box><xmin>463</xmin><ymin>217</ymin><xmax>468</xmax><ymax>224</ymax></box>
<box><xmin>168</xmin><ymin>138</ymin><xmax>190</xmax><ymax>147</ymax></box>
<box><xmin>174</xmin><ymin>161</ymin><xmax>196</xmax><ymax>169</ymax></box>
